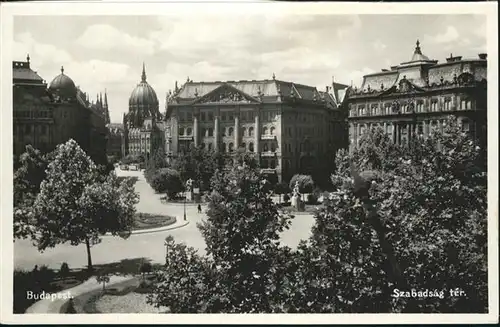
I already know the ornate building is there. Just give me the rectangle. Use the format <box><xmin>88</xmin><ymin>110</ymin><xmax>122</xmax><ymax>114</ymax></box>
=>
<box><xmin>121</xmin><ymin>63</ymin><xmax>165</xmax><ymax>159</ymax></box>
<box><xmin>13</xmin><ymin>55</ymin><xmax>109</xmax><ymax>165</ymax></box>
<box><xmin>106</xmin><ymin>123</ymin><xmax>124</xmax><ymax>159</ymax></box>
<box><xmin>347</xmin><ymin>41</ymin><xmax>487</xmax><ymax>149</ymax></box>
<box><xmin>164</xmin><ymin>75</ymin><xmax>349</xmax><ymax>182</ymax></box>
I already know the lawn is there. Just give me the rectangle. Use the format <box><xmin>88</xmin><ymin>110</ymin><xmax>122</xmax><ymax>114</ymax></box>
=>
<box><xmin>133</xmin><ymin>213</ymin><xmax>176</xmax><ymax>231</ymax></box>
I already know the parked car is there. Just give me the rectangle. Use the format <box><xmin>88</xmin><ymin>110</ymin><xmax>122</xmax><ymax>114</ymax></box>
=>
<box><xmin>120</xmin><ymin>165</ymin><xmax>129</xmax><ymax>170</ymax></box>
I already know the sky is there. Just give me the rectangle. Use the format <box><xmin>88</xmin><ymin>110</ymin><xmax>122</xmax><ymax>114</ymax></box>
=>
<box><xmin>13</xmin><ymin>14</ymin><xmax>487</xmax><ymax>124</ymax></box>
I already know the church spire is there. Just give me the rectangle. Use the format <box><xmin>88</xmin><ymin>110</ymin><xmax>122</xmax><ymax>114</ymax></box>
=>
<box><xmin>141</xmin><ymin>62</ymin><xmax>147</xmax><ymax>82</ymax></box>
<box><xmin>414</xmin><ymin>39</ymin><xmax>422</xmax><ymax>55</ymax></box>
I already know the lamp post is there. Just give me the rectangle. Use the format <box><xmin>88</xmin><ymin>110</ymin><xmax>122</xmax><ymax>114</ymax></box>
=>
<box><xmin>184</xmin><ymin>179</ymin><xmax>193</xmax><ymax>221</ymax></box>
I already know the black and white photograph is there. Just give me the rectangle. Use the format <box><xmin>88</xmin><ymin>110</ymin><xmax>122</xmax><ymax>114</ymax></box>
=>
<box><xmin>1</xmin><ymin>1</ymin><xmax>498</xmax><ymax>325</ymax></box>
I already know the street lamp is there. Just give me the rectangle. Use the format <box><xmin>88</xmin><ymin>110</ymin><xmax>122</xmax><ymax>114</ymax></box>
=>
<box><xmin>184</xmin><ymin>179</ymin><xmax>193</xmax><ymax>221</ymax></box>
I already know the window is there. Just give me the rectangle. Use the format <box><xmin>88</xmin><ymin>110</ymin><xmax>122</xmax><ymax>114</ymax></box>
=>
<box><xmin>208</xmin><ymin>143</ymin><xmax>213</xmax><ymax>151</ymax></box>
<box><xmin>241</xmin><ymin>127</ymin><xmax>247</xmax><ymax>137</ymax></box>
<box><xmin>222</xmin><ymin>112</ymin><xmax>227</xmax><ymax>121</ymax></box>
<box><xmin>248</xmin><ymin>142</ymin><xmax>254</xmax><ymax>152</ymax></box>
<box><xmin>443</xmin><ymin>98</ymin><xmax>451</xmax><ymax>111</ymax></box>
<box><xmin>41</xmin><ymin>125</ymin><xmax>47</xmax><ymax>134</ymax></box>
<box><xmin>201</xmin><ymin>112</ymin><xmax>206</xmax><ymax>121</ymax></box>
<box><xmin>241</xmin><ymin>142</ymin><xmax>246</xmax><ymax>150</ymax></box>
<box><xmin>187</xmin><ymin>112</ymin><xmax>193</xmax><ymax>121</ymax></box>
<box><xmin>179</xmin><ymin>127</ymin><xmax>184</xmax><ymax>135</ymax></box>
<box><xmin>208</xmin><ymin>112</ymin><xmax>214</xmax><ymax>121</ymax></box>
<box><xmin>229</xmin><ymin>143</ymin><xmax>234</xmax><ymax>152</ymax></box>
<box><xmin>431</xmin><ymin>100</ymin><xmax>438</xmax><ymax>112</ymax></box>
<box><xmin>201</xmin><ymin>128</ymin><xmax>206</xmax><ymax>137</ymax></box>
<box><xmin>228</xmin><ymin>127</ymin><xmax>234</xmax><ymax>136</ymax></box>
<box><xmin>263</xmin><ymin>127</ymin><xmax>268</xmax><ymax>135</ymax></box>
<box><xmin>208</xmin><ymin>128</ymin><xmax>214</xmax><ymax>137</ymax></box>
<box><xmin>186</xmin><ymin>128</ymin><xmax>192</xmax><ymax>135</ymax></box>
<box><xmin>263</xmin><ymin>143</ymin><xmax>269</xmax><ymax>152</ymax></box>
<box><xmin>270</xmin><ymin>160</ymin><xmax>276</xmax><ymax>169</ymax></box>
<box><xmin>249</xmin><ymin>127</ymin><xmax>254</xmax><ymax>137</ymax></box>
<box><xmin>229</xmin><ymin>113</ymin><xmax>234</xmax><ymax>121</ymax></box>
<box><xmin>271</xmin><ymin>143</ymin><xmax>276</xmax><ymax>152</ymax></box>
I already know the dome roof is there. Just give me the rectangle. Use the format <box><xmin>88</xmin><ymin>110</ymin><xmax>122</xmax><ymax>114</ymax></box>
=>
<box><xmin>129</xmin><ymin>63</ymin><xmax>159</xmax><ymax>108</ymax></box>
<box><xmin>49</xmin><ymin>66</ymin><xmax>76</xmax><ymax>97</ymax></box>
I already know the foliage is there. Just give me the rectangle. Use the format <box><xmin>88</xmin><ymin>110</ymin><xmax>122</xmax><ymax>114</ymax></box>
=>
<box><xmin>274</xmin><ymin>182</ymin><xmax>290</xmax><ymax>195</ymax></box>
<box><xmin>149</xmin><ymin>168</ymin><xmax>184</xmax><ymax>199</ymax></box>
<box><xmin>149</xmin><ymin>164</ymin><xmax>295</xmax><ymax>312</ymax></box>
<box><xmin>306</xmin><ymin>193</ymin><xmax>318</xmax><ymax>205</ymax></box>
<box><xmin>147</xmin><ymin>146</ymin><xmax>167</xmax><ymax>170</ymax></box>
<box><xmin>30</xmin><ymin>139</ymin><xmax>139</xmax><ymax>270</ymax></box>
<box><xmin>121</xmin><ymin>154</ymin><xmax>144</xmax><ymax>165</ymax></box>
<box><xmin>96</xmin><ymin>272</ymin><xmax>111</xmax><ymax>291</ymax></box>
<box><xmin>283</xmin><ymin>194</ymin><xmax>291</xmax><ymax>203</ymax></box>
<box><xmin>311</xmin><ymin>116</ymin><xmax>487</xmax><ymax>313</ymax></box>
<box><xmin>289</xmin><ymin>174</ymin><xmax>315</xmax><ymax>194</ymax></box>
<box><xmin>139</xmin><ymin>261</ymin><xmax>153</xmax><ymax>279</ymax></box>
<box><xmin>13</xmin><ymin>146</ymin><xmax>51</xmax><ymax>239</ymax></box>
<box><xmin>60</xmin><ymin>262</ymin><xmax>70</xmax><ymax>277</ymax></box>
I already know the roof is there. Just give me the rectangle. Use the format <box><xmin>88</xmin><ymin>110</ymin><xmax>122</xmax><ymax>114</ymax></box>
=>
<box><xmin>13</xmin><ymin>61</ymin><xmax>45</xmax><ymax>85</ymax></box>
<box><xmin>171</xmin><ymin>79</ymin><xmax>323</xmax><ymax>104</ymax></box>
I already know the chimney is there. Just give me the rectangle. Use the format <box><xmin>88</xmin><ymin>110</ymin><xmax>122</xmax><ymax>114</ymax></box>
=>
<box><xmin>326</xmin><ymin>86</ymin><xmax>330</xmax><ymax>92</ymax></box>
<box><xmin>446</xmin><ymin>53</ymin><xmax>462</xmax><ymax>63</ymax></box>
<box><xmin>478</xmin><ymin>53</ymin><xmax>487</xmax><ymax>60</ymax></box>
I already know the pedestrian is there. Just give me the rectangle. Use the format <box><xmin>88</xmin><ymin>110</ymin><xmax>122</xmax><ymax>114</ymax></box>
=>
<box><xmin>197</xmin><ymin>204</ymin><xmax>202</xmax><ymax>214</ymax></box>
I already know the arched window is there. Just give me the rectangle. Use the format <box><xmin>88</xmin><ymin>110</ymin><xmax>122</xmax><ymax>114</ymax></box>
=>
<box><xmin>228</xmin><ymin>127</ymin><xmax>234</xmax><ymax>136</ymax></box>
<box><xmin>263</xmin><ymin>143</ymin><xmax>269</xmax><ymax>152</ymax></box>
<box><xmin>208</xmin><ymin>128</ymin><xmax>213</xmax><ymax>137</ymax></box>
<box><xmin>241</xmin><ymin>142</ymin><xmax>246</xmax><ymax>150</ymax></box>
<box><xmin>179</xmin><ymin>127</ymin><xmax>185</xmax><ymax>135</ymax></box>
<box><xmin>271</xmin><ymin>143</ymin><xmax>276</xmax><ymax>152</ymax></box>
<box><xmin>241</xmin><ymin>127</ymin><xmax>247</xmax><ymax>137</ymax></box>
<box><xmin>201</xmin><ymin>128</ymin><xmax>206</xmax><ymax>137</ymax></box>
<box><xmin>221</xmin><ymin>143</ymin><xmax>226</xmax><ymax>152</ymax></box>
<box><xmin>270</xmin><ymin>160</ymin><xmax>276</xmax><ymax>169</ymax></box>
<box><xmin>228</xmin><ymin>143</ymin><xmax>234</xmax><ymax>152</ymax></box>
<box><xmin>248</xmin><ymin>142</ymin><xmax>254</xmax><ymax>152</ymax></box>
<box><xmin>186</xmin><ymin>127</ymin><xmax>192</xmax><ymax>135</ymax></box>
<box><xmin>249</xmin><ymin>127</ymin><xmax>254</xmax><ymax>137</ymax></box>
<box><xmin>270</xmin><ymin>127</ymin><xmax>275</xmax><ymax>135</ymax></box>
<box><xmin>263</xmin><ymin>127</ymin><xmax>268</xmax><ymax>135</ymax></box>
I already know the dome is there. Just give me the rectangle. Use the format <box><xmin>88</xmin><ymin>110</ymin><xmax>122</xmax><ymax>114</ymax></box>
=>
<box><xmin>129</xmin><ymin>63</ymin><xmax>159</xmax><ymax>109</ymax></box>
<box><xmin>49</xmin><ymin>66</ymin><xmax>76</xmax><ymax>97</ymax></box>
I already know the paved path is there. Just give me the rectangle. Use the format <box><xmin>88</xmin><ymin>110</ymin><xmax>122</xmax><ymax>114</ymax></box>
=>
<box><xmin>14</xmin><ymin>169</ymin><xmax>315</xmax><ymax>271</ymax></box>
<box><xmin>25</xmin><ymin>275</ymin><xmax>132</xmax><ymax>314</ymax></box>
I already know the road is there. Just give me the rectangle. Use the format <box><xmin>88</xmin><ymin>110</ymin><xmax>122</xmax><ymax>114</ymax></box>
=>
<box><xmin>14</xmin><ymin>169</ymin><xmax>316</xmax><ymax>271</ymax></box>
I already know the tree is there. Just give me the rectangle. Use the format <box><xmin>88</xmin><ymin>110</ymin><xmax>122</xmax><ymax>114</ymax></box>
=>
<box><xmin>139</xmin><ymin>260</ymin><xmax>153</xmax><ymax>282</ymax></box>
<box><xmin>149</xmin><ymin>164</ymin><xmax>295</xmax><ymax>313</ymax></box>
<box><xmin>274</xmin><ymin>182</ymin><xmax>290</xmax><ymax>203</ymax></box>
<box><xmin>150</xmin><ymin>168</ymin><xmax>184</xmax><ymax>199</ymax></box>
<box><xmin>289</xmin><ymin>174</ymin><xmax>315</xmax><ymax>197</ymax></box>
<box><xmin>304</xmin><ymin>116</ymin><xmax>488</xmax><ymax>313</ymax></box>
<box><xmin>96</xmin><ymin>272</ymin><xmax>110</xmax><ymax>292</ymax></box>
<box><xmin>32</xmin><ymin>139</ymin><xmax>139</xmax><ymax>271</ymax></box>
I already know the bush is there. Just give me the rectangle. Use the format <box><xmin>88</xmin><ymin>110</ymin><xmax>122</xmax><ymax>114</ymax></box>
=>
<box><xmin>149</xmin><ymin>168</ymin><xmax>184</xmax><ymax>199</ymax></box>
<box><xmin>306</xmin><ymin>193</ymin><xmax>317</xmax><ymax>205</ymax></box>
<box><xmin>283</xmin><ymin>194</ymin><xmax>290</xmax><ymax>202</ymax></box>
<box><xmin>60</xmin><ymin>262</ymin><xmax>70</xmax><ymax>277</ymax></box>
<box><xmin>139</xmin><ymin>261</ymin><xmax>153</xmax><ymax>276</ymax></box>
<box><xmin>289</xmin><ymin>174</ymin><xmax>314</xmax><ymax>194</ymax></box>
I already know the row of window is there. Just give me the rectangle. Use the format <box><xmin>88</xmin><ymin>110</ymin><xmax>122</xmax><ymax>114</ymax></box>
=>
<box><xmin>178</xmin><ymin>126</ymin><xmax>277</xmax><ymax>137</ymax></box>
<box><xmin>284</xmin><ymin>112</ymin><xmax>325</xmax><ymax>124</ymax></box>
<box><xmin>177</xmin><ymin>110</ymin><xmax>277</xmax><ymax>123</ymax></box>
<box><xmin>284</xmin><ymin>126</ymin><xmax>325</xmax><ymax>138</ymax></box>
<box><xmin>14</xmin><ymin>110</ymin><xmax>53</xmax><ymax>119</ymax></box>
<box><xmin>14</xmin><ymin>124</ymin><xmax>49</xmax><ymax>135</ymax></box>
<box><xmin>351</xmin><ymin>98</ymin><xmax>473</xmax><ymax>117</ymax></box>
<box><xmin>353</xmin><ymin>119</ymin><xmax>474</xmax><ymax>137</ymax></box>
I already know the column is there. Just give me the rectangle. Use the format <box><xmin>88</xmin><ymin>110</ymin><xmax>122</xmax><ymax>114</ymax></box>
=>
<box><xmin>395</xmin><ymin>123</ymin><xmax>399</xmax><ymax>145</ymax></box>
<box><xmin>383</xmin><ymin>122</ymin><xmax>387</xmax><ymax>134</ymax></box>
<box><xmin>356</xmin><ymin>123</ymin><xmax>361</xmax><ymax>147</ymax></box>
<box><xmin>423</xmin><ymin>120</ymin><xmax>428</xmax><ymax>138</ymax></box>
<box><xmin>193</xmin><ymin>109</ymin><xmax>199</xmax><ymax>147</ymax></box>
<box><xmin>255</xmin><ymin>108</ymin><xmax>260</xmax><ymax>154</ymax></box>
<box><xmin>234</xmin><ymin>107</ymin><xmax>240</xmax><ymax>148</ymax></box>
<box><xmin>451</xmin><ymin>95</ymin><xmax>456</xmax><ymax>111</ymax></box>
<box><xmin>214</xmin><ymin>107</ymin><xmax>220</xmax><ymax>152</ymax></box>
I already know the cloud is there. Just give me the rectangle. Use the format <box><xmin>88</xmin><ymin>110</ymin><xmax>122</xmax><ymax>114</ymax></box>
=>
<box><xmin>347</xmin><ymin>67</ymin><xmax>376</xmax><ymax>88</ymax></box>
<box><xmin>76</xmin><ymin>24</ymin><xmax>156</xmax><ymax>55</ymax></box>
<box><xmin>373</xmin><ymin>40</ymin><xmax>387</xmax><ymax>53</ymax></box>
<box><xmin>13</xmin><ymin>32</ymin><xmax>72</xmax><ymax>66</ymax></box>
<box><xmin>425</xmin><ymin>25</ymin><xmax>460</xmax><ymax>44</ymax></box>
<box><xmin>336</xmin><ymin>15</ymin><xmax>362</xmax><ymax>40</ymax></box>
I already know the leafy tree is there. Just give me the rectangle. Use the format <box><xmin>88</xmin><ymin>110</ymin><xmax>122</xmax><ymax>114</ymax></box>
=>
<box><xmin>149</xmin><ymin>164</ymin><xmax>294</xmax><ymax>312</ymax></box>
<box><xmin>139</xmin><ymin>260</ymin><xmax>153</xmax><ymax>281</ymax></box>
<box><xmin>289</xmin><ymin>174</ymin><xmax>315</xmax><ymax>196</ymax></box>
<box><xmin>274</xmin><ymin>182</ymin><xmax>290</xmax><ymax>203</ymax></box>
<box><xmin>148</xmin><ymin>146</ymin><xmax>167</xmax><ymax>170</ymax></box>
<box><xmin>32</xmin><ymin>139</ymin><xmax>139</xmax><ymax>271</ymax></box>
<box><xmin>150</xmin><ymin>168</ymin><xmax>184</xmax><ymax>199</ymax></box>
<box><xmin>96</xmin><ymin>272</ymin><xmax>110</xmax><ymax>291</ymax></box>
<box><xmin>305</xmin><ymin>116</ymin><xmax>487</xmax><ymax>313</ymax></box>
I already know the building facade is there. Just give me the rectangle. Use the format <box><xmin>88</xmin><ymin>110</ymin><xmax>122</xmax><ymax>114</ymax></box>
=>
<box><xmin>165</xmin><ymin>76</ymin><xmax>349</xmax><ymax>182</ymax></box>
<box><xmin>121</xmin><ymin>64</ymin><xmax>165</xmax><ymax>160</ymax></box>
<box><xmin>13</xmin><ymin>55</ymin><xmax>109</xmax><ymax>165</ymax></box>
<box><xmin>347</xmin><ymin>41</ymin><xmax>487</xmax><ymax>149</ymax></box>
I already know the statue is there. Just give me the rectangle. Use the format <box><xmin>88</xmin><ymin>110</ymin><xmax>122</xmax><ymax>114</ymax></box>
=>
<box><xmin>185</xmin><ymin>178</ymin><xmax>194</xmax><ymax>201</ymax></box>
<box><xmin>291</xmin><ymin>181</ymin><xmax>304</xmax><ymax>211</ymax></box>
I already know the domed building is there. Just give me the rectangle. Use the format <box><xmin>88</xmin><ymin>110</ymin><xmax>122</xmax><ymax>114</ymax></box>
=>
<box><xmin>13</xmin><ymin>57</ymin><xmax>109</xmax><ymax>166</ymax></box>
<box><xmin>121</xmin><ymin>63</ymin><xmax>166</xmax><ymax>160</ymax></box>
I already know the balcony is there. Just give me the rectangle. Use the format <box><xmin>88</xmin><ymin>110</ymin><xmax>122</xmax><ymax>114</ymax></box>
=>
<box><xmin>260</xmin><ymin>151</ymin><xmax>277</xmax><ymax>157</ymax></box>
<box><xmin>178</xmin><ymin>135</ymin><xmax>193</xmax><ymax>141</ymax></box>
<box><xmin>260</xmin><ymin>134</ymin><xmax>276</xmax><ymax>140</ymax></box>
<box><xmin>260</xmin><ymin>168</ymin><xmax>276</xmax><ymax>174</ymax></box>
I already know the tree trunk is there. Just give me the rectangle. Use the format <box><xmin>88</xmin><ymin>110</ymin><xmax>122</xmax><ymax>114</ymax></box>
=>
<box><xmin>85</xmin><ymin>237</ymin><xmax>93</xmax><ymax>272</ymax></box>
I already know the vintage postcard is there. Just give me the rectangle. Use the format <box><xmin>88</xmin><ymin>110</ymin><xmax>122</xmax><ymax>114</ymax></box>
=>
<box><xmin>0</xmin><ymin>1</ymin><xmax>498</xmax><ymax>325</ymax></box>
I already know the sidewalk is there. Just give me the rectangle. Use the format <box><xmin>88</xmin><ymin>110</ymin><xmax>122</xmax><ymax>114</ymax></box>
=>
<box><xmin>25</xmin><ymin>275</ymin><xmax>132</xmax><ymax>314</ymax></box>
